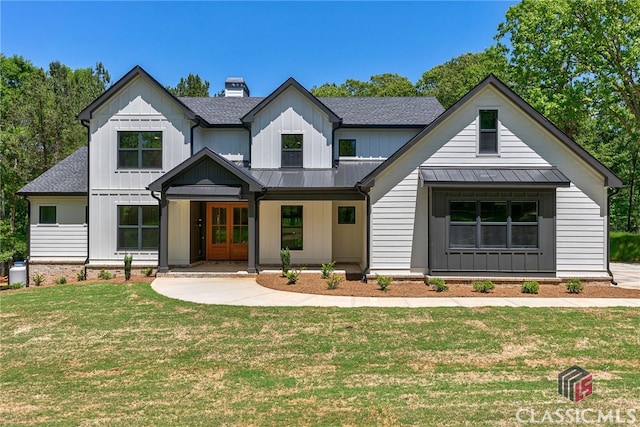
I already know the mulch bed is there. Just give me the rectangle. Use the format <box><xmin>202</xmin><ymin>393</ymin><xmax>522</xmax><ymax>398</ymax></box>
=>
<box><xmin>256</xmin><ymin>274</ymin><xmax>640</xmax><ymax>298</ymax></box>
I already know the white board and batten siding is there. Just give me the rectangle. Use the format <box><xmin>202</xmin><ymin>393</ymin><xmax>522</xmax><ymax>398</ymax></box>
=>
<box><xmin>370</xmin><ymin>85</ymin><xmax>611</xmax><ymax>277</ymax></box>
<box><xmin>194</xmin><ymin>128</ymin><xmax>250</xmax><ymax>163</ymax></box>
<box><xmin>29</xmin><ymin>196</ymin><xmax>87</xmax><ymax>262</ymax></box>
<box><xmin>334</xmin><ymin>129</ymin><xmax>419</xmax><ymax>159</ymax></box>
<box><xmin>251</xmin><ymin>87</ymin><xmax>333</xmax><ymax>169</ymax></box>
<box><xmin>88</xmin><ymin>76</ymin><xmax>191</xmax><ymax>265</ymax></box>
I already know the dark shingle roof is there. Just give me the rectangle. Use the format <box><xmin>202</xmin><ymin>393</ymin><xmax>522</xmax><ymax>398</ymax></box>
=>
<box><xmin>179</xmin><ymin>96</ymin><xmax>444</xmax><ymax>127</ymax></box>
<box><xmin>17</xmin><ymin>147</ymin><xmax>87</xmax><ymax>195</ymax></box>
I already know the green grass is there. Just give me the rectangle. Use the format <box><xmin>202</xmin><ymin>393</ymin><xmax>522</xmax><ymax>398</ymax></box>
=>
<box><xmin>1</xmin><ymin>283</ymin><xmax>639</xmax><ymax>426</ymax></box>
<box><xmin>610</xmin><ymin>232</ymin><xmax>640</xmax><ymax>261</ymax></box>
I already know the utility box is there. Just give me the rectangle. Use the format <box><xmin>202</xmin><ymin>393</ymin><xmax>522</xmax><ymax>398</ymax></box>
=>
<box><xmin>9</xmin><ymin>261</ymin><xmax>27</xmax><ymax>287</ymax></box>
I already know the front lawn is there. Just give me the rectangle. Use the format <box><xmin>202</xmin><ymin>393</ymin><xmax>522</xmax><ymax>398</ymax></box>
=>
<box><xmin>1</xmin><ymin>283</ymin><xmax>639</xmax><ymax>426</ymax></box>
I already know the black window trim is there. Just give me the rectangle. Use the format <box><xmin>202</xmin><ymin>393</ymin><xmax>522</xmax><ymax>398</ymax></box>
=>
<box><xmin>448</xmin><ymin>197</ymin><xmax>540</xmax><ymax>251</ymax></box>
<box><xmin>38</xmin><ymin>205</ymin><xmax>57</xmax><ymax>225</ymax></box>
<box><xmin>337</xmin><ymin>206</ymin><xmax>356</xmax><ymax>224</ymax></box>
<box><xmin>338</xmin><ymin>139</ymin><xmax>357</xmax><ymax>157</ymax></box>
<box><xmin>281</xmin><ymin>205</ymin><xmax>303</xmax><ymax>251</ymax></box>
<box><xmin>117</xmin><ymin>205</ymin><xmax>159</xmax><ymax>251</ymax></box>
<box><xmin>281</xmin><ymin>133</ymin><xmax>303</xmax><ymax>168</ymax></box>
<box><xmin>117</xmin><ymin>131</ymin><xmax>163</xmax><ymax>170</ymax></box>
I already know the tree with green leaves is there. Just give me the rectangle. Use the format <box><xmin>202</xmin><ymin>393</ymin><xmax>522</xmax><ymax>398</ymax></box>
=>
<box><xmin>497</xmin><ymin>0</ymin><xmax>640</xmax><ymax>232</ymax></box>
<box><xmin>416</xmin><ymin>47</ymin><xmax>510</xmax><ymax>109</ymax></box>
<box><xmin>311</xmin><ymin>73</ymin><xmax>417</xmax><ymax>97</ymax></box>
<box><xmin>167</xmin><ymin>73</ymin><xmax>210</xmax><ymax>97</ymax></box>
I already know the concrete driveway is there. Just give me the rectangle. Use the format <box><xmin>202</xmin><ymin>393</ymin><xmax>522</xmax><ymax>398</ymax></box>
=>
<box><xmin>611</xmin><ymin>263</ymin><xmax>640</xmax><ymax>289</ymax></box>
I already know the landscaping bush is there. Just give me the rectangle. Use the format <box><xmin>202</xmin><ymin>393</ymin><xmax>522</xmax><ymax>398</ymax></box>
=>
<box><xmin>610</xmin><ymin>232</ymin><xmax>640</xmax><ymax>262</ymax></box>
<box><xmin>326</xmin><ymin>273</ymin><xmax>343</xmax><ymax>290</ymax></box>
<box><xmin>55</xmin><ymin>277</ymin><xmax>67</xmax><ymax>285</ymax></box>
<box><xmin>1</xmin><ymin>282</ymin><xmax>24</xmax><ymax>290</ymax></box>
<box><xmin>428</xmin><ymin>277</ymin><xmax>449</xmax><ymax>292</ymax></box>
<box><xmin>280</xmin><ymin>248</ymin><xmax>291</xmax><ymax>276</ymax></box>
<box><xmin>76</xmin><ymin>269</ymin><xmax>86</xmax><ymax>282</ymax></box>
<box><xmin>32</xmin><ymin>273</ymin><xmax>45</xmax><ymax>287</ymax></box>
<box><xmin>141</xmin><ymin>267</ymin><xmax>153</xmax><ymax>277</ymax></box>
<box><xmin>566</xmin><ymin>278</ymin><xmax>584</xmax><ymax>294</ymax></box>
<box><xmin>124</xmin><ymin>253</ymin><xmax>133</xmax><ymax>281</ymax></box>
<box><xmin>521</xmin><ymin>281</ymin><xmax>540</xmax><ymax>294</ymax></box>
<box><xmin>285</xmin><ymin>268</ymin><xmax>302</xmax><ymax>285</ymax></box>
<box><xmin>472</xmin><ymin>280</ymin><xmax>495</xmax><ymax>293</ymax></box>
<box><xmin>376</xmin><ymin>274</ymin><xmax>392</xmax><ymax>291</ymax></box>
<box><xmin>98</xmin><ymin>269</ymin><xmax>115</xmax><ymax>280</ymax></box>
<box><xmin>321</xmin><ymin>261</ymin><xmax>336</xmax><ymax>279</ymax></box>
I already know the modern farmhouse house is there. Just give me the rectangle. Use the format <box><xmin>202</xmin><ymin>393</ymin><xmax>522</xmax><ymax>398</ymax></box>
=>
<box><xmin>18</xmin><ymin>66</ymin><xmax>622</xmax><ymax>282</ymax></box>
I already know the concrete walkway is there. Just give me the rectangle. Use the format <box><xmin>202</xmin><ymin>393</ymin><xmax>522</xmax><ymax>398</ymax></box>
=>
<box><xmin>152</xmin><ymin>273</ymin><xmax>640</xmax><ymax>308</ymax></box>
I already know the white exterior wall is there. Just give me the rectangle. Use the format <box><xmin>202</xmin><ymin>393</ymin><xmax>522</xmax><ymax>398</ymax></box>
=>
<box><xmin>168</xmin><ymin>200</ymin><xmax>190</xmax><ymax>266</ymax></box>
<box><xmin>259</xmin><ymin>201</ymin><xmax>332</xmax><ymax>265</ymax></box>
<box><xmin>332</xmin><ymin>201</ymin><xmax>366</xmax><ymax>264</ymax></box>
<box><xmin>29</xmin><ymin>196</ymin><xmax>87</xmax><ymax>261</ymax></box>
<box><xmin>194</xmin><ymin>128</ymin><xmax>249</xmax><ymax>163</ymax></box>
<box><xmin>251</xmin><ymin>88</ymin><xmax>333</xmax><ymax>169</ymax></box>
<box><xmin>88</xmin><ymin>76</ymin><xmax>192</xmax><ymax>266</ymax></box>
<box><xmin>370</xmin><ymin>86</ymin><xmax>610</xmax><ymax>277</ymax></box>
<box><xmin>334</xmin><ymin>129</ymin><xmax>419</xmax><ymax>159</ymax></box>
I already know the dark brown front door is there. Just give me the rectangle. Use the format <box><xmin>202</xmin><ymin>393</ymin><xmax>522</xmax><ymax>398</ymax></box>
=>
<box><xmin>206</xmin><ymin>202</ymin><xmax>249</xmax><ymax>260</ymax></box>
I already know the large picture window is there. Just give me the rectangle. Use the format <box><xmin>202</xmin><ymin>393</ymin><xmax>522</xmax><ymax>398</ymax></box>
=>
<box><xmin>282</xmin><ymin>134</ymin><xmax>303</xmax><ymax>168</ymax></box>
<box><xmin>281</xmin><ymin>205</ymin><xmax>303</xmax><ymax>250</ymax></box>
<box><xmin>449</xmin><ymin>200</ymin><xmax>538</xmax><ymax>249</ymax></box>
<box><xmin>118</xmin><ymin>205</ymin><xmax>159</xmax><ymax>250</ymax></box>
<box><xmin>118</xmin><ymin>131</ymin><xmax>162</xmax><ymax>169</ymax></box>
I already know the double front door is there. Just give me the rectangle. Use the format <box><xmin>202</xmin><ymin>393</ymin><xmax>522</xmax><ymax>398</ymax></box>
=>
<box><xmin>206</xmin><ymin>202</ymin><xmax>249</xmax><ymax>260</ymax></box>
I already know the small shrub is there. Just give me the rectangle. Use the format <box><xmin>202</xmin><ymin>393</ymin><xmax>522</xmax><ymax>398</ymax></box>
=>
<box><xmin>429</xmin><ymin>277</ymin><xmax>449</xmax><ymax>292</ymax></box>
<box><xmin>141</xmin><ymin>267</ymin><xmax>153</xmax><ymax>277</ymax></box>
<box><xmin>376</xmin><ymin>274</ymin><xmax>392</xmax><ymax>291</ymax></box>
<box><xmin>55</xmin><ymin>277</ymin><xmax>67</xmax><ymax>285</ymax></box>
<box><xmin>285</xmin><ymin>267</ymin><xmax>303</xmax><ymax>285</ymax></box>
<box><xmin>32</xmin><ymin>273</ymin><xmax>45</xmax><ymax>287</ymax></box>
<box><xmin>566</xmin><ymin>278</ymin><xmax>584</xmax><ymax>294</ymax></box>
<box><xmin>124</xmin><ymin>253</ymin><xmax>133</xmax><ymax>281</ymax></box>
<box><xmin>472</xmin><ymin>280</ymin><xmax>495</xmax><ymax>293</ymax></box>
<box><xmin>321</xmin><ymin>261</ymin><xmax>336</xmax><ymax>279</ymax></box>
<box><xmin>280</xmin><ymin>248</ymin><xmax>291</xmax><ymax>276</ymax></box>
<box><xmin>521</xmin><ymin>281</ymin><xmax>540</xmax><ymax>294</ymax></box>
<box><xmin>98</xmin><ymin>269</ymin><xmax>115</xmax><ymax>280</ymax></box>
<box><xmin>76</xmin><ymin>269</ymin><xmax>86</xmax><ymax>282</ymax></box>
<box><xmin>2</xmin><ymin>282</ymin><xmax>25</xmax><ymax>290</ymax></box>
<box><xmin>326</xmin><ymin>273</ymin><xmax>343</xmax><ymax>290</ymax></box>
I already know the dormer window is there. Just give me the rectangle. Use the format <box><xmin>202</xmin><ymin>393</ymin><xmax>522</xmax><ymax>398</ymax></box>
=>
<box><xmin>282</xmin><ymin>134</ymin><xmax>303</xmax><ymax>168</ymax></box>
<box><xmin>478</xmin><ymin>110</ymin><xmax>498</xmax><ymax>154</ymax></box>
<box><xmin>118</xmin><ymin>131</ymin><xmax>162</xmax><ymax>169</ymax></box>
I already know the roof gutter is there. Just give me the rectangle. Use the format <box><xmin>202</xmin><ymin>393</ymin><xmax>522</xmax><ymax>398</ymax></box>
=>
<box><xmin>189</xmin><ymin>117</ymin><xmax>203</xmax><ymax>157</ymax></box>
<box><xmin>607</xmin><ymin>186</ymin><xmax>621</xmax><ymax>285</ymax></box>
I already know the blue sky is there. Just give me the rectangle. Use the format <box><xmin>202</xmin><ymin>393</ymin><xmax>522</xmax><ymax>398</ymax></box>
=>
<box><xmin>1</xmin><ymin>1</ymin><xmax>517</xmax><ymax>96</ymax></box>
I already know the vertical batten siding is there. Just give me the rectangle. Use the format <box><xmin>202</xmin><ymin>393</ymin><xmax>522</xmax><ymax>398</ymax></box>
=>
<box><xmin>167</xmin><ymin>200</ymin><xmax>190</xmax><ymax>265</ymax></box>
<box><xmin>88</xmin><ymin>76</ymin><xmax>189</xmax><ymax>265</ymax></box>
<box><xmin>251</xmin><ymin>87</ymin><xmax>333</xmax><ymax>169</ymax></box>
<box><xmin>194</xmin><ymin>128</ymin><xmax>249</xmax><ymax>163</ymax></box>
<box><xmin>334</xmin><ymin>129</ymin><xmax>419</xmax><ymax>159</ymax></box>
<box><xmin>370</xmin><ymin>169</ymin><xmax>420</xmax><ymax>270</ymax></box>
<box><xmin>332</xmin><ymin>201</ymin><xmax>366</xmax><ymax>264</ymax></box>
<box><xmin>555</xmin><ymin>185</ymin><xmax>607</xmax><ymax>276</ymax></box>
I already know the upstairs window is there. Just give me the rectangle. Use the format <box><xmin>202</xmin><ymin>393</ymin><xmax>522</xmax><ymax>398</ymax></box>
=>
<box><xmin>282</xmin><ymin>134</ymin><xmax>303</xmax><ymax>168</ymax></box>
<box><xmin>339</xmin><ymin>139</ymin><xmax>356</xmax><ymax>157</ymax></box>
<box><xmin>478</xmin><ymin>110</ymin><xmax>498</xmax><ymax>154</ymax></box>
<box><xmin>39</xmin><ymin>206</ymin><xmax>56</xmax><ymax>224</ymax></box>
<box><xmin>118</xmin><ymin>131</ymin><xmax>162</xmax><ymax>169</ymax></box>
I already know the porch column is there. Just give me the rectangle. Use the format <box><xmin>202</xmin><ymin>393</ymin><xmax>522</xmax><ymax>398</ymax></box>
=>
<box><xmin>247</xmin><ymin>193</ymin><xmax>257</xmax><ymax>274</ymax></box>
<box><xmin>157</xmin><ymin>195</ymin><xmax>169</xmax><ymax>273</ymax></box>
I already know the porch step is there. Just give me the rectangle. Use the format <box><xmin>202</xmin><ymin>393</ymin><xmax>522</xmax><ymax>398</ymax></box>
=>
<box><xmin>157</xmin><ymin>271</ymin><xmax>257</xmax><ymax>278</ymax></box>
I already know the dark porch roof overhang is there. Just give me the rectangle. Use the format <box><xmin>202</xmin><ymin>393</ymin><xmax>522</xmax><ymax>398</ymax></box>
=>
<box><xmin>420</xmin><ymin>167</ymin><xmax>571</xmax><ymax>188</ymax></box>
<box><xmin>165</xmin><ymin>185</ymin><xmax>243</xmax><ymax>201</ymax></box>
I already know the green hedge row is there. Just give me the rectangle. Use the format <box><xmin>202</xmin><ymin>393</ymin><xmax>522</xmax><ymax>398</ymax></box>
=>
<box><xmin>610</xmin><ymin>232</ymin><xmax>640</xmax><ymax>262</ymax></box>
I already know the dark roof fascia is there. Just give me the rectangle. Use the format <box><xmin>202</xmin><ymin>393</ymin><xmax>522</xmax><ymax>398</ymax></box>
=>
<box><xmin>338</xmin><ymin>124</ymin><xmax>427</xmax><ymax>129</ymax></box>
<box><xmin>147</xmin><ymin>147</ymin><xmax>264</xmax><ymax>192</ymax></box>
<box><xmin>261</xmin><ymin>189</ymin><xmax>365</xmax><ymax>201</ymax></box>
<box><xmin>241</xmin><ymin>77</ymin><xmax>341</xmax><ymax>124</ymax></box>
<box><xmin>77</xmin><ymin>65</ymin><xmax>202</xmax><ymax>123</ymax></box>
<box><xmin>17</xmin><ymin>191</ymin><xmax>87</xmax><ymax>197</ymax></box>
<box><xmin>359</xmin><ymin>74</ymin><xmax>623</xmax><ymax>188</ymax></box>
